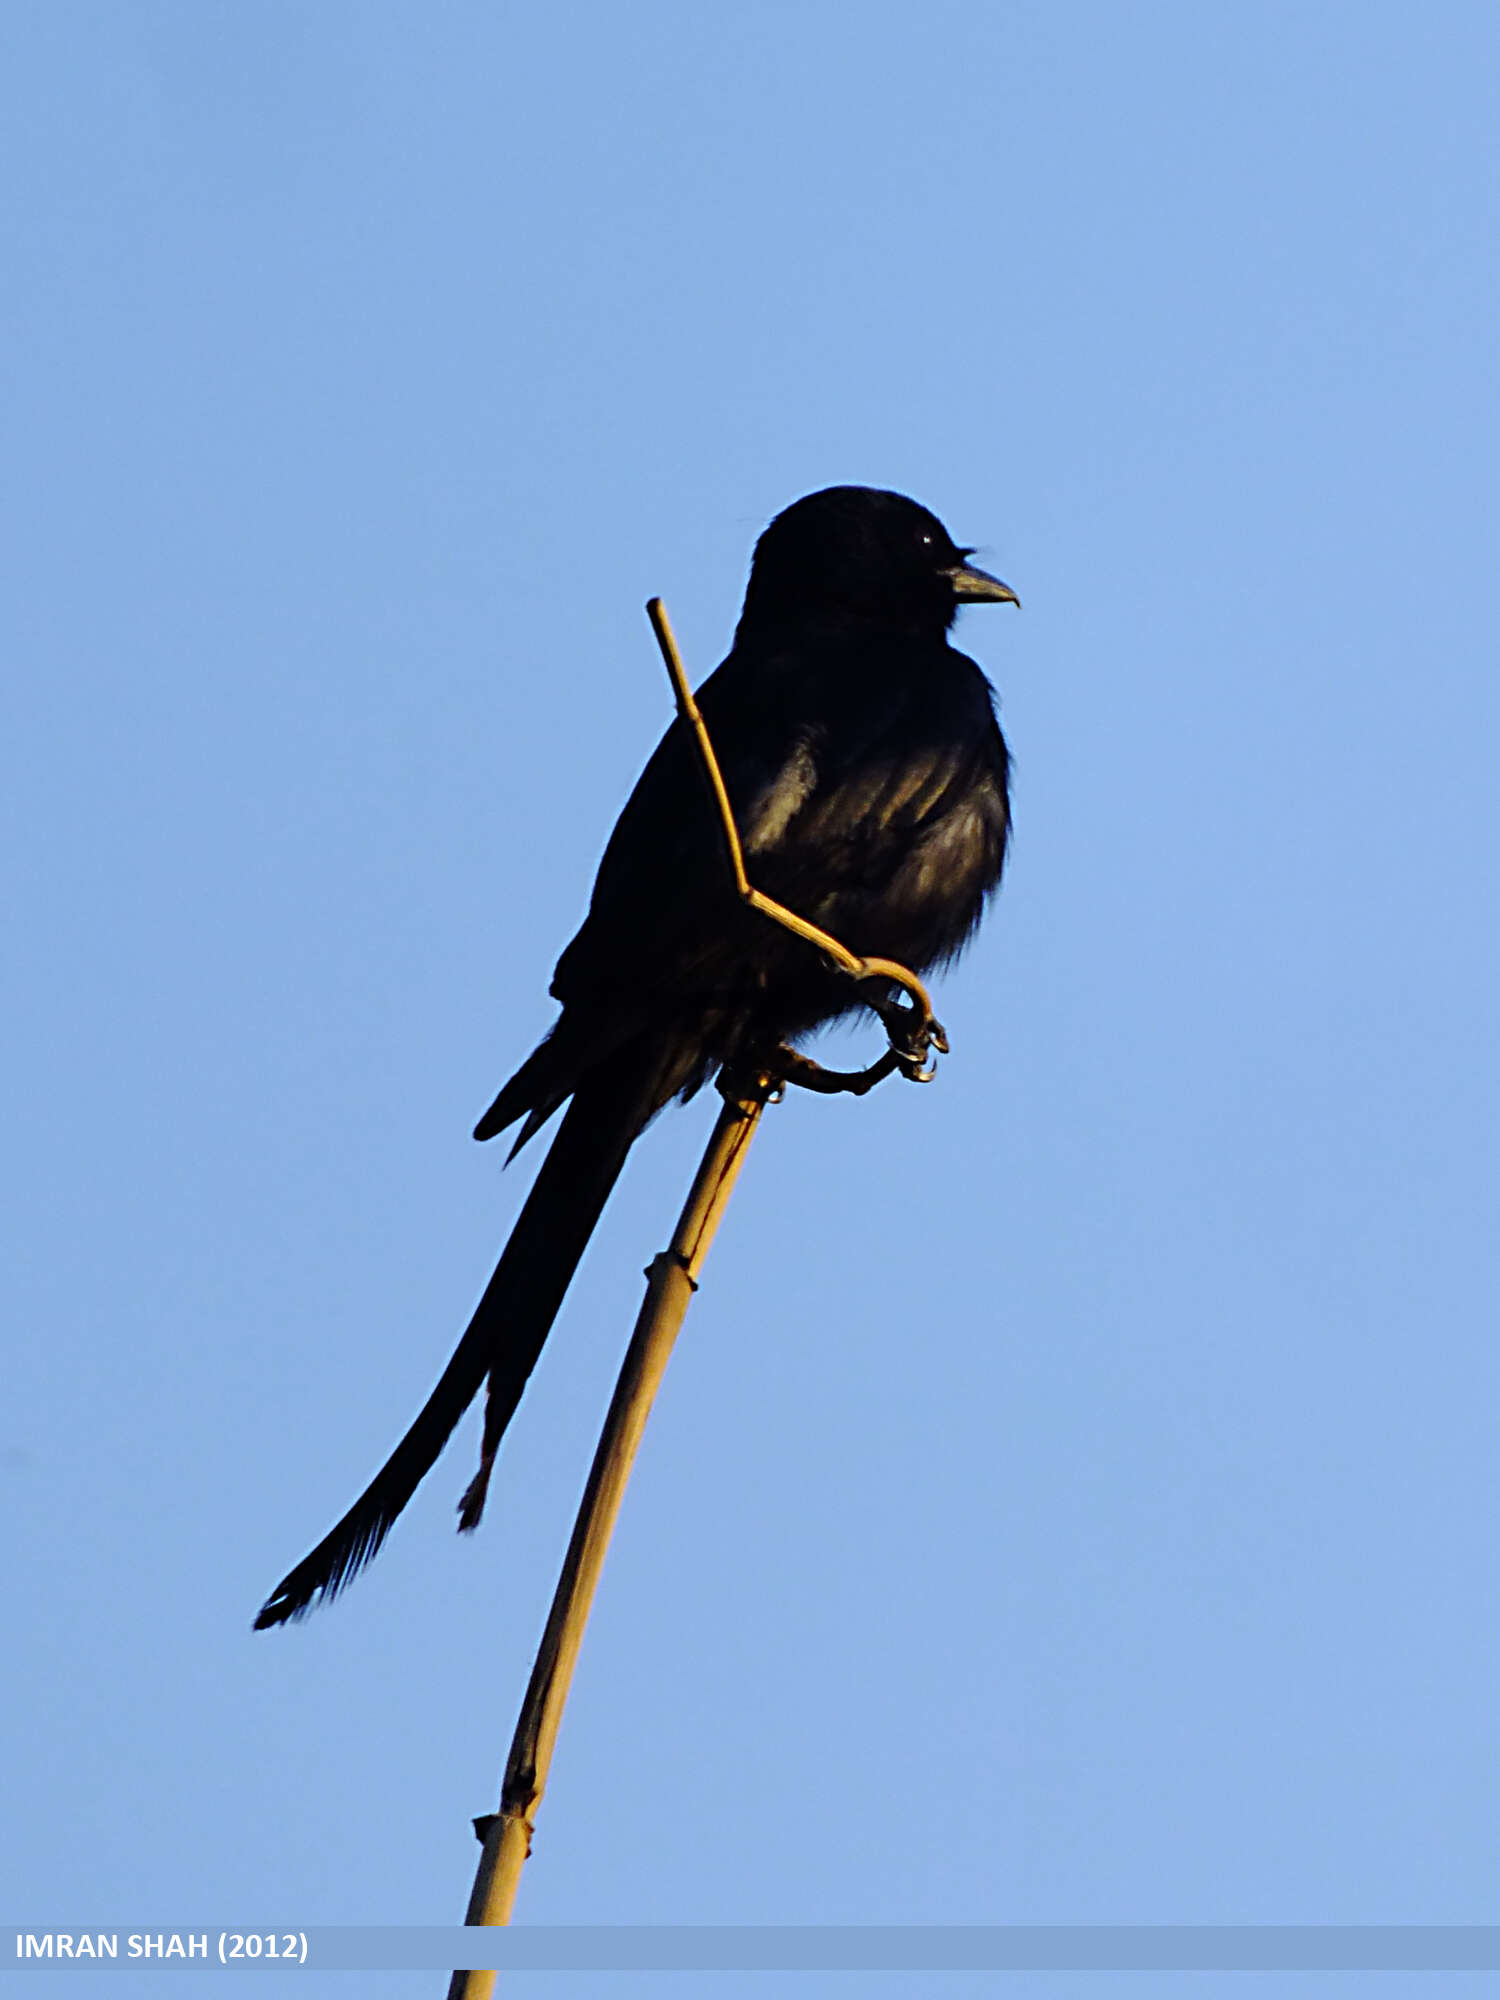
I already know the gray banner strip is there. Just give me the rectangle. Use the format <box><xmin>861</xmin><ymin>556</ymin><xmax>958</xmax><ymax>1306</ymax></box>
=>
<box><xmin>10</xmin><ymin>1928</ymin><xmax>1500</xmax><ymax>1972</ymax></box>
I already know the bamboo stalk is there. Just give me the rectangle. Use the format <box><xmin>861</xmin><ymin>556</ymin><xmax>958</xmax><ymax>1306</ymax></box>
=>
<box><xmin>443</xmin><ymin>596</ymin><xmax>935</xmax><ymax>1991</ymax></box>
<box><xmin>446</xmin><ymin>1074</ymin><xmax>770</xmax><ymax>1999</ymax></box>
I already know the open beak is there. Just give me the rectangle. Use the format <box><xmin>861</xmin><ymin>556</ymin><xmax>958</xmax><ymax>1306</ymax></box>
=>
<box><xmin>945</xmin><ymin>560</ymin><xmax>1020</xmax><ymax>607</ymax></box>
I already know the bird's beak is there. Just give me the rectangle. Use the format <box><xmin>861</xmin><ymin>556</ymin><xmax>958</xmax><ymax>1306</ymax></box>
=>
<box><xmin>945</xmin><ymin>561</ymin><xmax>1020</xmax><ymax>607</ymax></box>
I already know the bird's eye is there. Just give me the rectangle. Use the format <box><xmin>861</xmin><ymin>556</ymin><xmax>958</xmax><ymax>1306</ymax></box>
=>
<box><xmin>918</xmin><ymin>531</ymin><xmax>934</xmax><ymax>548</ymax></box>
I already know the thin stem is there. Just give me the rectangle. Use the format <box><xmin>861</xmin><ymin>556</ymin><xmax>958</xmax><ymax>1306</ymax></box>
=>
<box><xmin>645</xmin><ymin>598</ymin><xmax>942</xmax><ymax>1035</ymax></box>
<box><xmin>446</xmin><ymin>1076</ymin><xmax>770</xmax><ymax>2000</ymax></box>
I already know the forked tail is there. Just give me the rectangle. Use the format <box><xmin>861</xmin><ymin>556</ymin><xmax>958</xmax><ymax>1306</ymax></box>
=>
<box><xmin>253</xmin><ymin>1046</ymin><xmax>671</xmax><ymax>1627</ymax></box>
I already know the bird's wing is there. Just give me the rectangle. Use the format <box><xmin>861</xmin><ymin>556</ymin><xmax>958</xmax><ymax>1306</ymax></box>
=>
<box><xmin>477</xmin><ymin>636</ymin><xmax>1006</xmax><ymax>1145</ymax></box>
<box><xmin>545</xmin><ymin>647</ymin><xmax>819</xmax><ymax>1007</ymax></box>
<box><xmin>743</xmin><ymin>640</ymin><xmax>1008</xmax><ymax>944</ymax></box>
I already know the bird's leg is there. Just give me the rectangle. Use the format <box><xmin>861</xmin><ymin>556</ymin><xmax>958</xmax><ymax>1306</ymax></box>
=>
<box><xmin>764</xmin><ymin>1044</ymin><xmax>902</xmax><ymax>1097</ymax></box>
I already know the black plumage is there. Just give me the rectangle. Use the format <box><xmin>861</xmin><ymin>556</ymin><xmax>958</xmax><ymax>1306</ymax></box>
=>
<box><xmin>255</xmin><ymin>485</ymin><xmax>1016</xmax><ymax>1628</ymax></box>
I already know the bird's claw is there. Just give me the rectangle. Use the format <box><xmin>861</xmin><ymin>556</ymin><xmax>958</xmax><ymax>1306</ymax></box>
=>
<box><xmin>861</xmin><ymin>978</ymin><xmax>949</xmax><ymax>1082</ymax></box>
<box><xmin>759</xmin><ymin>966</ymin><xmax>950</xmax><ymax>1099</ymax></box>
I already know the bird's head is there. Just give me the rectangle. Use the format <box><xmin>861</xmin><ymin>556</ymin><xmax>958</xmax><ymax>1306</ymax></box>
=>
<box><xmin>736</xmin><ymin>486</ymin><xmax>1018</xmax><ymax>639</ymax></box>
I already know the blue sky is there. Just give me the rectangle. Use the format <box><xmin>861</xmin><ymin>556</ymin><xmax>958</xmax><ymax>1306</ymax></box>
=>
<box><xmin>5</xmin><ymin>4</ymin><xmax>1499</xmax><ymax>1995</ymax></box>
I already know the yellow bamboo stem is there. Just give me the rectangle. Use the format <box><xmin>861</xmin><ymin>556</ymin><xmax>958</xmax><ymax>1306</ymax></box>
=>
<box><xmin>446</xmin><ymin>1075</ymin><xmax>770</xmax><ymax>1999</ymax></box>
<box><xmin>444</xmin><ymin>595</ymin><xmax>939</xmax><ymax>1991</ymax></box>
<box><xmin>646</xmin><ymin>597</ymin><xmax>940</xmax><ymax>1025</ymax></box>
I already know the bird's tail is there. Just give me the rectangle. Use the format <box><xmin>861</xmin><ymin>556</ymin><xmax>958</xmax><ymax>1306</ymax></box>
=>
<box><xmin>253</xmin><ymin>1043</ymin><xmax>673</xmax><ymax>1628</ymax></box>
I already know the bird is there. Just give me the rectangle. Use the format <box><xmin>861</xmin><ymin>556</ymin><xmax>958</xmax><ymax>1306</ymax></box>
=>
<box><xmin>254</xmin><ymin>485</ymin><xmax>1018</xmax><ymax>1628</ymax></box>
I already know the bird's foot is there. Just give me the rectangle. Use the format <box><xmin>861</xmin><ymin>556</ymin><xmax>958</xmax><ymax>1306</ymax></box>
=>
<box><xmin>861</xmin><ymin>983</ymin><xmax>949</xmax><ymax>1082</ymax></box>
